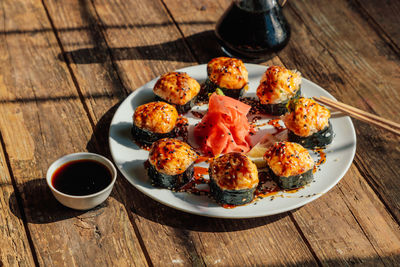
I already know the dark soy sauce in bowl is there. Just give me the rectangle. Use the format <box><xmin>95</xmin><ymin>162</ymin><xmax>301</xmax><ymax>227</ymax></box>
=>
<box><xmin>51</xmin><ymin>159</ymin><xmax>112</xmax><ymax>196</ymax></box>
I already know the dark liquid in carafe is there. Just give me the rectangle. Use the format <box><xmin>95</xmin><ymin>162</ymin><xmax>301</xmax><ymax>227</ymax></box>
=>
<box><xmin>215</xmin><ymin>2</ymin><xmax>290</xmax><ymax>59</ymax></box>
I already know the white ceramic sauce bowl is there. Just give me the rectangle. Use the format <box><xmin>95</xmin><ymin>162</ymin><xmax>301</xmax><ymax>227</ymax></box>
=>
<box><xmin>46</xmin><ymin>152</ymin><xmax>117</xmax><ymax>210</ymax></box>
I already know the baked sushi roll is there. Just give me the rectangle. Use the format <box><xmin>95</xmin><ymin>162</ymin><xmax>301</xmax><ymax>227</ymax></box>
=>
<box><xmin>256</xmin><ymin>66</ymin><xmax>301</xmax><ymax>115</ymax></box>
<box><xmin>148</xmin><ymin>138</ymin><xmax>198</xmax><ymax>189</ymax></box>
<box><xmin>153</xmin><ymin>72</ymin><xmax>201</xmax><ymax>113</ymax></box>
<box><xmin>132</xmin><ymin>102</ymin><xmax>179</xmax><ymax>145</ymax></box>
<box><xmin>209</xmin><ymin>152</ymin><xmax>259</xmax><ymax>205</ymax></box>
<box><xmin>205</xmin><ymin>57</ymin><xmax>248</xmax><ymax>99</ymax></box>
<box><xmin>283</xmin><ymin>97</ymin><xmax>333</xmax><ymax>149</ymax></box>
<box><xmin>264</xmin><ymin>142</ymin><xmax>314</xmax><ymax>189</ymax></box>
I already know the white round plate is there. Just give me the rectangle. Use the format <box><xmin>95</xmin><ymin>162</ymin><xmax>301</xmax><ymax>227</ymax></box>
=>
<box><xmin>109</xmin><ymin>64</ymin><xmax>356</xmax><ymax>219</ymax></box>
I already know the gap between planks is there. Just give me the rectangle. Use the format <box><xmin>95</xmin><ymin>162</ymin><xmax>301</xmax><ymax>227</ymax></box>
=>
<box><xmin>336</xmin><ymin>184</ymin><xmax>384</xmax><ymax>263</ymax></box>
<box><xmin>286</xmin><ymin>1</ymin><xmax>398</xmax><ymax>115</ymax></box>
<box><xmin>284</xmin><ymin>0</ymin><xmax>400</xmax><ymax>230</ymax></box>
<box><xmin>352</xmin><ymin>158</ymin><xmax>400</xmax><ymax>227</ymax></box>
<box><xmin>38</xmin><ymin>0</ymin><xmax>153</xmax><ymax>265</ymax></box>
<box><xmin>158</xmin><ymin>0</ymin><xmax>200</xmax><ymax>63</ymax></box>
<box><xmin>86</xmin><ymin>0</ymin><xmax>132</xmax><ymax>98</ymax></box>
<box><xmin>0</xmin><ymin>130</ymin><xmax>40</xmax><ymax>267</ymax></box>
<box><xmin>351</xmin><ymin>0</ymin><xmax>400</xmax><ymax>56</ymax></box>
<box><xmin>286</xmin><ymin>1</ymin><xmax>379</xmax><ymax>117</ymax></box>
<box><xmin>40</xmin><ymin>0</ymin><xmax>96</xmax><ymax>130</ymax></box>
<box><xmin>86</xmin><ymin>0</ymin><xmax>154</xmax><ymax>265</ymax></box>
<box><xmin>288</xmin><ymin>212</ymin><xmax>323</xmax><ymax>266</ymax></box>
<box><xmin>159</xmin><ymin>0</ymin><xmax>328</xmax><ymax>263</ymax></box>
<box><xmin>162</xmin><ymin>0</ymin><xmax>400</xmax><ymax>263</ymax></box>
<box><xmin>31</xmin><ymin>0</ymin><xmax>397</xmax><ymax>265</ymax></box>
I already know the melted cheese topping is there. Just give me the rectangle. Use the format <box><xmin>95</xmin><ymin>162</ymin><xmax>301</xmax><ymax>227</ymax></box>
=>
<box><xmin>209</xmin><ymin>152</ymin><xmax>259</xmax><ymax>190</ymax></box>
<box><xmin>283</xmin><ymin>97</ymin><xmax>330</xmax><ymax>137</ymax></box>
<box><xmin>264</xmin><ymin>142</ymin><xmax>314</xmax><ymax>177</ymax></box>
<box><xmin>149</xmin><ymin>138</ymin><xmax>198</xmax><ymax>175</ymax></box>
<box><xmin>153</xmin><ymin>72</ymin><xmax>201</xmax><ymax>105</ymax></box>
<box><xmin>207</xmin><ymin>57</ymin><xmax>248</xmax><ymax>90</ymax></box>
<box><xmin>256</xmin><ymin>66</ymin><xmax>301</xmax><ymax>104</ymax></box>
<box><xmin>133</xmin><ymin>102</ymin><xmax>178</xmax><ymax>133</ymax></box>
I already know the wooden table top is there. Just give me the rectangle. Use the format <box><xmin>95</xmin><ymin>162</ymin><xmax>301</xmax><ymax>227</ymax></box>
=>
<box><xmin>1</xmin><ymin>0</ymin><xmax>399</xmax><ymax>266</ymax></box>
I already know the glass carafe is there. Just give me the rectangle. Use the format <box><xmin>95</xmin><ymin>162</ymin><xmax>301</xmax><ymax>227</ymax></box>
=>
<box><xmin>215</xmin><ymin>0</ymin><xmax>290</xmax><ymax>59</ymax></box>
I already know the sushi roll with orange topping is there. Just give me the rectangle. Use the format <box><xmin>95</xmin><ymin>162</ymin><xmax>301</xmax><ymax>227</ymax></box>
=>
<box><xmin>283</xmin><ymin>97</ymin><xmax>333</xmax><ymax>148</ymax></box>
<box><xmin>153</xmin><ymin>72</ymin><xmax>201</xmax><ymax>113</ymax></box>
<box><xmin>132</xmin><ymin>102</ymin><xmax>179</xmax><ymax>145</ymax></box>
<box><xmin>256</xmin><ymin>65</ymin><xmax>301</xmax><ymax>115</ymax></box>
<box><xmin>264</xmin><ymin>142</ymin><xmax>314</xmax><ymax>189</ymax></box>
<box><xmin>205</xmin><ymin>57</ymin><xmax>248</xmax><ymax>99</ymax></box>
<box><xmin>209</xmin><ymin>152</ymin><xmax>259</xmax><ymax>205</ymax></box>
<box><xmin>148</xmin><ymin>138</ymin><xmax>198</xmax><ymax>189</ymax></box>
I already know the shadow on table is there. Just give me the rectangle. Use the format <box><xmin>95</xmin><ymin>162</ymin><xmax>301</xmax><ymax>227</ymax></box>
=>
<box><xmin>118</xmin><ymin>188</ymin><xmax>293</xmax><ymax>232</ymax></box>
<box><xmin>8</xmin><ymin>179</ymin><xmax>102</xmax><ymax>224</ymax></box>
<box><xmin>7</xmin><ymin>103</ymin><xmax>122</xmax><ymax>224</ymax></box>
<box><xmin>58</xmin><ymin>30</ymin><xmax>275</xmax><ymax>65</ymax></box>
<box><xmin>8</xmin><ymin>178</ymin><xmax>129</xmax><ymax>224</ymax></box>
<box><xmin>58</xmin><ymin>29</ymin><xmax>276</xmax><ymax>64</ymax></box>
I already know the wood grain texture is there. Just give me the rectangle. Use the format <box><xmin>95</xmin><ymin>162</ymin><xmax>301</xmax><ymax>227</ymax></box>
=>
<box><xmin>283</xmin><ymin>0</ymin><xmax>400</xmax><ymax>119</ymax></box>
<box><xmin>352</xmin><ymin>0</ymin><xmax>400</xmax><ymax>50</ymax></box>
<box><xmin>162</xmin><ymin>0</ymin><xmax>400</xmax><ymax>265</ymax></box>
<box><xmin>266</xmin><ymin>57</ymin><xmax>400</xmax><ymax>265</ymax></box>
<box><xmin>292</xmin><ymin>175</ymin><xmax>400</xmax><ymax>266</ymax></box>
<box><xmin>0</xmin><ymin>140</ymin><xmax>36</xmax><ymax>266</ymax></box>
<box><xmin>0</xmin><ymin>0</ymin><xmax>148</xmax><ymax>265</ymax></box>
<box><xmin>44</xmin><ymin>0</ymin><xmax>319</xmax><ymax>265</ymax></box>
<box><xmin>1</xmin><ymin>0</ymin><xmax>399</xmax><ymax>265</ymax></box>
<box><xmin>283</xmin><ymin>0</ymin><xmax>400</xmax><ymax>115</ymax></box>
<box><xmin>295</xmin><ymin>163</ymin><xmax>400</xmax><ymax>266</ymax></box>
<box><xmin>279</xmin><ymin>0</ymin><xmax>400</xmax><ymax>223</ymax></box>
<box><xmin>91</xmin><ymin>0</ymin><xmax>196</xmax><ymax>90</ymax></box>
<box><xmin>43</xmin><ymin>0</ymin><xmax>201</xmax><ymax>265</ymax></box>
<box><xmin>337</xmin><ymin>166</ymin><xmax>400</xmax><ymax>264</ymax></box>
<box><xmin>163</xmin><ymin>0</ymin><xmax>230</xmax><ymax>63</ymax></box>
<box><xmin>275</xmin><ymin>2</ymin><xmax>400</xmax><ymax>264</ymax></box>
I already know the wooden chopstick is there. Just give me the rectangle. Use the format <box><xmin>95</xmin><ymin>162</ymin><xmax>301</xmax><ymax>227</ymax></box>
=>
<box><xmin>314</xmin><ymin>96</ymin><xmax>400</xmax><ymax>136</ymax></box>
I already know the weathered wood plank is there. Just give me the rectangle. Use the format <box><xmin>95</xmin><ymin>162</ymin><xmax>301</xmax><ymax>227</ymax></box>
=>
<box><xmin>162</xmin><ymin>0</ymin><xmax>400</xmax><ymax>264</ymax></box>
<box><xmin>64</xmin><ymin>0</ymin><xmax>196</xmax><ymax>91</ymax></box>
<box><xmin>41</xmin><ymin>0</ymin><xmax>400</xmax><ymax>265</ymax></box>
<box><xmin>163</xmin><ymin>0</ymin><xmax>230</xmax><ymax>64</ymax></box>
<box><xmin>292</xmin><ymin>175</ymin><xmax>400</xmax><ymax>266</ymax></box>
<box><xmin>280</xmin><ymin>0</ymin><xmax>400</xmax><ymax>221</ymax></box>
<box><xmin>337</xmin><ymin>166</ymin><xmax>400</xmax><ymax>264</ymax></box>
<box><xmin>0</xmin><ymin>0</ymin><xmax>148</xmax><ymax>265</ymax></box>
<box><xmin>119</xmin><ymin>185</ymin><xmax>318</xmax><ymax>266</ymax></box>
<box><xmin>43</xmin><ymin>0</ymin><xmax>320</xmax><ymax>265</ymax></box>
<box><xmin>285</xmin><ymin>0</ymin><xmax>400</xmax><ymax>119</ymax></box>
<box><xmin>351</xmin><ymin>0</ymin><xmax>400</xmax><ymax>49</ymax></box>
<box><xmin>0</xmin><ymin>138</ymin><xmax>36</xmax><ymax>266</ymax></box>
<box><xmin>42</xmin><ymin>0</ymin><xmax>201</xmax><ymax>264</ymax></box>
<box><xmin>274</xmin><ymin>1</ymin><xmax>400</xmax><ymax>264</ymax></box>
